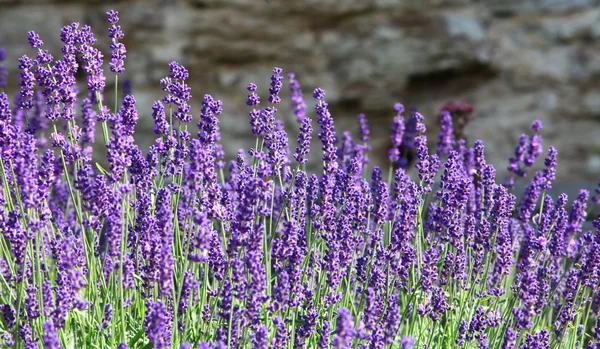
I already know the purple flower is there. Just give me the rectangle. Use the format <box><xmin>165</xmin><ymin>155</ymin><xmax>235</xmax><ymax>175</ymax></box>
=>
<box><xmin>318</xmin><ymin>320</ymin><xmax>331</xmax><ymax>348</ymax></box>
<box><xmin>3</xmin><ymin>15</ymin><xmax>600</xmax><ymax>349</ymax></box>
<box><xmin>198</xmin><ymin>94</ymin><xmax>223</xmax><ymax>145</ymax></box>
<box><xmin>294</xmin><ymin>115</ymin><xmax>312</xmax><ymax>164</ymax></box>
<box><xmin>28</xmin><ymin>31</ymin><xmax>44</xmax><ymax>48</ymax></box>
<box><xmin>25</xmin><ymin>286</ymin><xmax>40</xmax><ymax>319</ymax></box>
<box><xmin>107</xmin><ymin>10</ymin><xmax>126</xmax><ymax>74</ymax></box>
<box><xmin>152</xmin><ymin>100</ymin><xmax>169</xmax><ymax>135</ymax></box>
<box><xmin>313</xmin><ymin>87</ymin><xmax>326</xmax><ymax>100</ymax></box>
<box><xmin>272</xmin><ymin>315</ymin><xmax>288</xmax><ymax>348</ymax></box>
<box><xmin>269</xmin><ymin>67</ymin><xmax>283</xmax><ymax>104</ymax></box>
<box><xmin>265</xmin><ymin>127</ymin><xmax>289</xmax><ymax>174</ymax></box>
<box><xmin>288</xmin><ymin>72</ymin><xmax>306</xmax><ymax>121</ymax></box>
<box><xmin>81</xmin><ymin>94</ymin><xmax>97</xmax><ymax>148</ymax></box>
<box><xmin>179</xmin><ymin>270</ymin><xmax>200</xmax><ymax>311</ymax></box>
<box><xmin>388</xmin><ymin>106</ymin><xmax>405</xmax><ymax>163</ymax></box>
<box><xmin>430</xmin><ymin>287</ymin><xmax>449</xmax><ymax>321</ymax></box>
<box><xmin>314</xmin><ymin>88</ymin><xmax>338</xmax><ymax>175</ymax></box>
<box><xmin>468</xmin><ymin>306</ymin><xmax>487</xmax><ymax>341</ymax></box>
<box><xmin>517</xmin><ymin>171</ymin><xmax>544</xmax><ymax>222</ymax></box>
<box><xmin>246</xmin><ymin>81</ymin><xmax>261</xmax><ymax>130</ymax></box>
<box><xmin>500</xmin><ymin>328</ymin><xmax>518</xmax><ymax>349</ymax></box>
<box><xmin>1</xmin><ymin>304</ymin><xmax>15</xmax><ymax>329</ymax></box>
<box><xmin>332</xmin><ymin>308</ymin><xmax>354</xmax><ymax>349</ymax></box>
<box><xmin>78</xmin><ymin>30</ymin><xmax>106</xmax><ymax>92</ymax></box>
<box><xmin>581</xmin><ymin>220</ymin><xmax>600</xmax><ymax>289</ymax></box>
<box><xmin>357</xmin><ymin>113</ymin><xmax>370</xmax><ymax>144</ymax></box>
<box><xmin>253</xmin><ymin>326</ymin><xmax>268</xmax><ymax>349</ymax></box>
<box><xmin>156</xmin><ymin>188</ymin><xmax>175</xmax><ymax>297</ymax></box>
<box><xmin>593</xmin><ymin>178</ymin><xmax>600</xmax><ymax>205</ymax></box>
<box><xmin>18</xmin><ymin>55</ymin><xmax>36</xmax><ymax>110</ymax></box>
<box><xmin>161</xmin><ymin>61</ymin><xmax>193</xmax><ymax>122</ymax></box>
<box><xmin>102</xmin><ymin>303</ymin><xmax>113</xmax><ymax>329</ymax></box>
<box><xmin>415</xmin><ymin>135</ymin><xmax>439</xmax><ymax>190</ymax></box>
<box><xmin>145</xmin><ymin>300</ymin><xmax>172</xmax><ymax>349</ymax></box>
<box><xmin>42</xmin><ymin>321</ymin><xmax>63</xmax><ymax>349</ymax></box>
<box><xmin>421</xmin><ymin>248</ymin><xmax>440</xmax><ymax>291</ymax></box>
<box><xmin>437</xmin><ymin>110</ymin><xmax>455</xmax><ymax>156</ymax></box>
<box><xmin>567</xmin><ymin>190</ymin><xmax>589</xmax><ymax>236</ymax></box>
<box><xmin>372</xmin><ymin>166</ymin><xmax>389</xmax><ymax>228</ymax></box>
<box><xmin>542</xmin><ymin>146</ymin><xmax>557</xmax><ymax>190</ymax></box>
<box><xmin>0</xmin><ymin>48</ymin><xmax>7</xmax><ymax>89</ymax></box>
<box><xmin>522</xmin><ymin>329</ymin><xmax>550</xmax><ymax>349</ymax></box>
<box><xmin>401</xmin><ymin>337</ymin><xmax>415</xmax><ymax>349</ymax></box>
<box><xmin>295</xmin><ymin>309</ymin><xmax>317</xmax><ymax>347</ymax></box>
<box><xmin>507</xmin><ymin>120</ymin><xmax>544</xmax><ymax>183</ymax></box>
<box><xmin>507</xmin><ymin>134</ymin><xmax>529</xmax><ymax>179</ymax></box>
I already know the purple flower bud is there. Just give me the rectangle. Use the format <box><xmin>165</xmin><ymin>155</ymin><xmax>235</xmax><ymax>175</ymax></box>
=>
<box><xmin>541</xmin><ymin>146</ymin><xmax>557</xmax><ymax>190</ymax></box>
<box><xmin>372</xmin><ymin>166</ymin><xmax>389</xmax><ymax>227</ymax></box>
<box><xmin>107</xmin><ymin>10</ymin><xmax>119</xmax><ymax>24</ymax></box>
<box><xmin>198</xmin><ymin>94</ymin><xmax>223</xmax><ymax>145</ymax></box>
<box><xmin>332</xmin><ymin>308</ymin><xmax>354</xmax><ymax>349</ymax></box>
<box><xmin>388</xmin><ymin>113</ymin><xmax>405</xmax><ymax>163</ymax></box>
<box><xmin>357</xmin><ymin>113</ymin><xmax>370</xmax><ymax>144</ymax></box>
<box><xmin>314</xmin><ymin>88</ymin><xmax>338</xmax><ymax>175</ymax></box>
<box><xmin>107</xmin><ymin>11</ymin><xmax>126</xmax><ymax>74</ymax></box>
<box><xmin>288</xmin><ymin>72</ymin><xmax>307</xmax><ymax>121</ymax></box>
<box><xmin>313</xmin><ymin>88</ymin><xmax>326</xmax><ymax>100</ymax></box>
<box><xmin>42</xmin><ymin>321</ymin><xmax>63</xmax><ymax>349</ymax></box>
<box><xmin>567</xmin><ymin>190</ymin><xmax>589</xmax><ymax>236</ymax></box>
<box><xmin>500</xmin><ymin>328</ymin><xmax>518</xmax><ymax>349</ymax></box>
<box><xmin>161</xmin><ymin>62</ymin><xmax>192</xmax><ymax>122</ymax></box>
<box><xmin>269</xmin><ymin>67</ymin><xmax>283</xmax><ymax>104</ymax></box>
<box><xmin>152</xmin><ymin>100</ymin><xmax>169</xmax><ymax>135</ymax></box>
<box><xmin>253</xmin><ymin>326</ymin><xmax>268</xmax><ymax>349</ymax></box>
<box><xmin>517</xmin><ymin>171</ymin><xmax>544</xmax><ymax>222</ymax></box>
<box><xmin>144</xmin><ymin>300</ymin><xmax>172</xmax><ymax>349</ymax></box>
<box><xmin>294</xmin><ymin>115</ymin><xmax>312</xmax><ymax>164</ymax></box>
<box><xmin>0</xmin><ymin>48</ymin><xmax>7</xmax><ymax>89</ymax></box>
<box><xmin>437</xmin><ymin>110</ymin><xmax>455</xmax><ymax>157</ymax></box>
<box><xmin>18</xmin><ymin>55</ymin><xmax>36</xmax><ymax>110</ymax></box>
<box><xmin>401</xmin><ymin>337</ymin><xmax>415</xmax><ymax>349</ymax></box>
<box><xmin>415</xmin><ymin>135</ymin><xmax>439</xmax><ymax>189</ymax></box>
<box><xmin>28</xmin><ymin>31</ymin><xmax>44</xmax><ymax>48</ymax></box>
<box><xmin>318</xmin><ymin>320</ymin><xmax>331</xmax><ymax>348</ymax></box>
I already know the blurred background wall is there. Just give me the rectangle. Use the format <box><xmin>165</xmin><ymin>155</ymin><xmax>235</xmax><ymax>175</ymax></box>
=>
<box><xmin>1</xmin><ymin>0</ymin><xmax>600</xmax><ymax>196</ymax></box>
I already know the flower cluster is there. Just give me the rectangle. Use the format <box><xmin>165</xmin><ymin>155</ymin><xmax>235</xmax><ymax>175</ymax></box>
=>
<box><xmin>0</xmin><ymin>9</ymin><xmax>599</xmax><ymax>349</ymax></box>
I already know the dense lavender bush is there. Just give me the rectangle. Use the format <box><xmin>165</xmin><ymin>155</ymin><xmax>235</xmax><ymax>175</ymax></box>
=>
<box><xmin>1</xmin><ymin>9</ymin><xmax>600</xmax><ymax>349</ymax></box>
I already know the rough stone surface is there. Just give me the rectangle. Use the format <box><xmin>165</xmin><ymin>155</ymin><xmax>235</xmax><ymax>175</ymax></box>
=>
<box><xmin>0</xmin><ymin>0</ymin><xmax>599</xmax><ymax>187</ymax></box>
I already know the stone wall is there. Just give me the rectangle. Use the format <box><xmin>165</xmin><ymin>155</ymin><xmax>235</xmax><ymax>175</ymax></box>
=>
<box><xmin>1</xmin><ymin>0</ymin><xmax>600</xmax><ymax>187</ymax></box>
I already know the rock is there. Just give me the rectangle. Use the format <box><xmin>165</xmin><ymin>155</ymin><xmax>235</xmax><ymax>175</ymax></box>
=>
<box><xmin>583</xmin><ymin>90</ymin><xmax>600</xmax><ymax>115</ymax></box>
<box><xmin>0</xmin><ymin>0</ymin><xmax>600</xmax><ymax>184</ymax></box>
<box><xmin>443</xmin><ymin>12</ymin><xmax>486</xmax><ymax>42</ymax></box>
<box><xmin>486</xmin><ymin>0</ymin><xmax>595</xmax><ymax>16</ymax></box>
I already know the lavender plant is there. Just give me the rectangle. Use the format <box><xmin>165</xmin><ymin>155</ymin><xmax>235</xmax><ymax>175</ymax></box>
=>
<box><xmin>0</xmin><ymin>10</ymin><xmax>599</xmax><ymax>349</ymax></box>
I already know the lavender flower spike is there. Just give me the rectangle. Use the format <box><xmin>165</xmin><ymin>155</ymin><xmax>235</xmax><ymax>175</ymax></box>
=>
<box><xmin>0</xmin><ymin>48</ymin><xmax>7</xmax><ymax>89</ymax></box>
<box><xmin>294</xmin><ymin>114</ymin><xmax>312</xmax><ymax>164</ymax></box>
<box><xmin>332</xmin><ymin>308</ymin><xmax>355</xmax><ymax>349</ymax></box>
<box><xmin>314</xmin><ymin>87</ymin><xmax>338</xmax><ymax>175</ymax></box>
<box><xmin>107</xmin><ymin>10</ymin><xmax>126</xmax><ymax>74</ymax></box>
<box><xmin>42</xmin><ymin>321</ymin><xmax>63</xmax><ymax>349</ymax></box>
<box><xmin>288</xmin><ymin>72</ymin><xmax>306</xmax><ymax>121</ymax></box>
<box><xmin>437</xmin><ymin>110</ymin><xmax>455</xmax><ymax>157</ymax></box>
<box><xmin>388</xmin><ymin>104</ymin><xmax>405</xmax><ymax>163</ymax></box>
<box><xmin>269</xmin><ymin>67</ymin><xmax>283</xmax><ymax>104</ymax></box>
